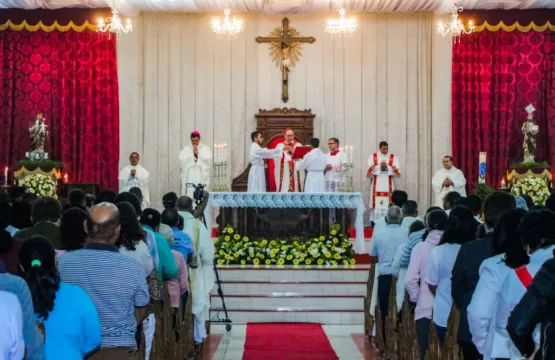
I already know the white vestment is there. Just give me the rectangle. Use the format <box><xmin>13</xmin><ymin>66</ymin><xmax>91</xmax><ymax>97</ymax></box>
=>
<box><xmin>432</xmin><ymin>166</ymin><xmax>467</xmax><ymax>207</ymax></box>
<box><xmin>325</xmin><ymin>150</ymin><xmax>347</xmax><ymax>192</ymax></box>
<box><xmin>295</xmin><ymin>148</ymin><xmax>327</xmax><ymax>193</ymax></box>
<box><xmin>118</xmin><ymin>164</ymin><xmax>150</xmax><ymax>207</ymax></box>
<box><xmin>248</xmin><ymin>143</ymin><xmax>282</xmax><ymax>192</ymax></box>
<box><xmin>367</xmin><ymin>152</ymin><xmax>400</xmax><ymax>220</ymax></box>
<box><xmin>273</xmin><ymin>141</ymin><xmax>302</xmax><ymax>192</ymax></box>
<box><xmin>179</xmin><ymin>143</ymin><xmax>212</xmax><ymax>197</ymax></box>
<box><xmin>179</xmin><ymin>211</ymin><xmax>215</xmax><ymax>344</ymax></box>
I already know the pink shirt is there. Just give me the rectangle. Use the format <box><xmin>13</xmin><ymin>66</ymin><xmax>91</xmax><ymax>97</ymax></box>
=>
<box><xmin>404</xmin><ymin>230</ymin><xmax>443</xmax><ymax>320</ymax></box>
<box><xmin>167</xmin><ymin>250</ymin><xmax>189</xmax><ymax>308</ymax></box>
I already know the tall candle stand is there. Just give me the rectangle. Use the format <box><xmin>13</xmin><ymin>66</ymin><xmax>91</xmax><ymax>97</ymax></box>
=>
<box><xmin>339</xmin><ymin>162</ymin><xmax>354</xmax><ymax>193</ymax></box>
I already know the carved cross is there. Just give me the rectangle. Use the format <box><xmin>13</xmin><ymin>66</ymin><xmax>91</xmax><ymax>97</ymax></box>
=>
<box><xmin>256</xmin><ymin>18</ymin><xmax>316</xmax><ymax>103</ymax></box>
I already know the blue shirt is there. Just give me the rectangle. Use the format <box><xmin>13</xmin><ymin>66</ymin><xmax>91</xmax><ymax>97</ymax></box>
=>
<box><xmin>37</xmin><ymin>282</ymin><xmax>101</xmax><ymax>359</ymax></box>
<box><xmin>58</xmin><ymin>243</ymin><xmax>150</xmax><ymax>349</ymax></box>
<box><xmin>399</xmin><ymin>228</ymin><xmax>426</xmax><ymax>267</ymax></box>
<box><xmin>0</xmin><ymin>273</ymin><xmax>45</xmax><ymax>360</ymax></box>
<box><xmin>370</xmin><ymin>224</ymin><xmax>409</xmax><ymax>275</ymax></box>
<box><xmin>170</xmin><ymin>227</ymin><xmax>194</xmax><ymax>261</ymax></box>
<box><xmin>142</xmin><ymin>226</ymin><xmax>159</xmax><ymax>269</ymax></box>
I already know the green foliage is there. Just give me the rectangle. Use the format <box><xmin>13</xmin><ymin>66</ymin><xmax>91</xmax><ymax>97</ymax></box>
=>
<box><xmin>18</xmin><ymin>159</ymin><xmax>65</xmax><ymax>168</ymax></box>
<box><xmin>510</xmin><ymin>161</ymin><xmax>549</xmax><ymax>168</ymax></box>
<box><xmin>474</xmin><ymin>183</ymin><xmax>495</xmax><ymax>200</ymax></box>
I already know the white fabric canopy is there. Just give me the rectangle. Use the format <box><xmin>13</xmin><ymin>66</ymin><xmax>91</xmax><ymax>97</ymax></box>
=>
<box><xmin>1</xmin><ymin>0</ymin><xmax>554</xmax><ymax>16</ymax></box>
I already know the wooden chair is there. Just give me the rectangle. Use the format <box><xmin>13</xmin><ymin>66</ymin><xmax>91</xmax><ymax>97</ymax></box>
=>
<box><xmin>365</xmin><ymin>264</ymin><xmax>376</xmax><ymax>337</ymax></box>
<box><xmin>442</xmin><ymin>307</ymin><xmax>463</xmax><ymax>360</ymax></box>
<box><xmin>385</xmin><ymin>278</ymin><xmax>399</xmax><ymax>358</ymax></box>
<box><xmin>424</xmin><ymin>319</ymin><xmax>441</xmax><ymax>360</ymax></box>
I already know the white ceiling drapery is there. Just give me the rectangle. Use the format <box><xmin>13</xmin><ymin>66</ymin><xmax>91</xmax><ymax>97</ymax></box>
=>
<box><xmin>0</xmin><ymin>0</ymin><xmax>554</xmax><ymax>16</ymax></box>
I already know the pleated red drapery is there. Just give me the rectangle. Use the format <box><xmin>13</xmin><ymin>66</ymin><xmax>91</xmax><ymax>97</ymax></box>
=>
<box><xmin>0</xmin><ymin>30</ymin><xmax>119</xmax><ymax>190</ymax></box>
<box><xmin>452</xmin><ymin>30</ymin><xmax>555</xmax><ymax>193</ymax></box>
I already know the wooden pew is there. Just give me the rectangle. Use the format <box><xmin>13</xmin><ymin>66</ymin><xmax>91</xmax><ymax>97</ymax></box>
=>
<box><xmin>365</xmin><ymin>263</ymin><xmax>376</xmax><ymax>337</ymax></box>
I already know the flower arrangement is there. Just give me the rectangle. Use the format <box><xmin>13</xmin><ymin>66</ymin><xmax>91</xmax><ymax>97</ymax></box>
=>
<box><xmin>511</xmin><ymin>176</ymin><xmax>549</xmax><ymax>205</ymax></box>
<box><xmin>18</xmin><ymin>173</ymin><xmax>57</xmax><ymax>198</ymax></box>
<box><xmin>214</xmin><ymin>224</ymin><xmax>356</xmax><ymax>267</ymax></box>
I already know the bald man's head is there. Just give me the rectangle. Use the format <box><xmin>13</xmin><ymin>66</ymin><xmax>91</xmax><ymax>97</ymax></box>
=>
<box><xmin>177</xmin><ymin>196</ymin><xmax>194</xmax><ymax>213</ymax></box>
<box><xmin>85</xmin><ymin>202</ymin><xmax>121</xmax><ymax>244</ymax></box>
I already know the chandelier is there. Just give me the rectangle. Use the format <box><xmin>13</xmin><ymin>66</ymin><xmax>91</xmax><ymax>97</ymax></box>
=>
<box><xmin>437</xmin><ymin>4</ymin><xmax>475</xmax><ymax>44</ymax></box>
<box><xmin>97</xmin><ymin>7</ymin><xmax>132</xmax><ymax>40</ymax></box>
<box><xmin>212</xmin><ymin>9</ymin><xmax>244</xmax><ymax>37</ymax></box>
<box><xmin>325</xmin><ymin>8</ymin><xmax>358</xmax><ymax>35</ymax></box>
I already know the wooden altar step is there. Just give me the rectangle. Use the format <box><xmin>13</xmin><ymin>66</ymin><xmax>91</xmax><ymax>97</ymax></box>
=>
<box><xmin>210</xmin><ymin>265</ymin><xmax>369</xmax><ymax>325</ymax></box>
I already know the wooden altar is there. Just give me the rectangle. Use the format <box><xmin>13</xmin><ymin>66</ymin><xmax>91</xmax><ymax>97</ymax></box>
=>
<box><xmin>231</xmin><ymin>108</ymin><xmax>315</xmax><ymax>192</ymax></box>
<box><xmin>506</xmin><ymin>165</ymin><xmax>552</xmax><ymax>188</ymax></box>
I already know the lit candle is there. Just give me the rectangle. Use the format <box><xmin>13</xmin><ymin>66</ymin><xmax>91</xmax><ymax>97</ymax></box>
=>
<box><xmin>63</xmin><ymin>173</ymin><xmax>68</xmax><ymax>183</ymax></box>
<box><xmin>501</xmin><ymin>178</ymin><xmax>505</xmax><ymax>188</ymax></box>
<box><xmin>4</xmin><ymin>167</ymin><xmax>7</xmax><ymax>182</ymax></box>
<box><xmin>214</xmin><ymin>144</ymin><xmax>218</xmax><ymax>163</ymax></box>
<box><xmin>224</xmin><ymin>143</ymin><xmax>227</xmax><ymax>163</ymax></box>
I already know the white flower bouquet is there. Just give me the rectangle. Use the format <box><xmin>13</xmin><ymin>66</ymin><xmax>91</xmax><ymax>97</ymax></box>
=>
<box><xmin>18</xmin><ymin>173</ymin><xmax>57</xmax><ymax>198</ymax></box>
<box><xmin>511</xmin><ymin>176</ymin><xmax>549</xmax><ymax>205</ymax></box>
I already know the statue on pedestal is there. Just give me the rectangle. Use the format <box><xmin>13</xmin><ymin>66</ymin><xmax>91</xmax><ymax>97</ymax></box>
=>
<box><xmin>522</xmin><ymin>104</ymin><xmax>539</xmax><ymax>163</ymax></box>
<box><xmin>27</xmin><ymin>114</ymin><xmax>49</xmax><ymax>161</ymax></box>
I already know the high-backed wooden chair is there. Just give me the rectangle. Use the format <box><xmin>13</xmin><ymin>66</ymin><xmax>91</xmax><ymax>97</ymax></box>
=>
<box><xmin>365</xmin><ymin>264</ymin><xmax>376</xmax><ymax>337</ymax></box>
<box><xmin>442</xmin><ymin>307</ymin><xmax>463</xmax><ymax>360</ymax></box>
<box><xmin>386</xmin><ymin>278</ymin><xmax>399</xmax><ymax>357</ymax></box>
<box><xmin>424</xmin><ymin>320</ymin><xmax>441</xmax><ymax>360</ymax></box>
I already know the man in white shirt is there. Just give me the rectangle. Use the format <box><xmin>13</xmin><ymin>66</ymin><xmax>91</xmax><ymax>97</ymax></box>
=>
<box><xmin>324</xmin><ymin>138</ymin><xmax>346</xmax><ymax>192</ymax></box>
<box><xmin>295</xmin><ymin>138</ymin><xmax>327</xmax><ymax>193</ymax></box>
<box><xmin>367</xmin><ymin>141</ymin><xmax>401</xmax><ymax>221</ymax></box>
<box><xmin>118</xmin><ymin>152</ymin><xmax>150</xmax><ymax>207</ymax></box>
<box><xmin>432</xmin><ymin>156</ymin><xmax>467</xmax><ymax>207</ymax></box>
<box><xmin>179</xmin><ymin>131</ymin><xmax>213</xmax><ymax>198</ymax></box>
<box><xmin>248</xmin><ymin>131</ymin><xmax>285</xmax><ymax>192</ymax></box>
<box><xmin>0</xmin><ymin>290</ymin><xmax>25</xmax><ymax>360</ymax></box>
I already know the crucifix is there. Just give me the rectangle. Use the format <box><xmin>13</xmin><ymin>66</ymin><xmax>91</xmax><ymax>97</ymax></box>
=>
<box><xmin>256</xmin><ymin>18</ymin><xmax>316</xmax><ymax>103</ymax></box>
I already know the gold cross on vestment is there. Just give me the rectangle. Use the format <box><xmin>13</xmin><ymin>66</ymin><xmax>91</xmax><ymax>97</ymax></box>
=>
<box><xmin>256</xmin><ymin>18</ymin><xmax>316</xmax><ymax>103</ymax></box>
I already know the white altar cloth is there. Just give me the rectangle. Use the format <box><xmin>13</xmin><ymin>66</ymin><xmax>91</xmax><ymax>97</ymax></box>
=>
<box><xmin>208</xmin><ymin>192</ymin><xmax>366</xmax><ymax>254</ymax></box>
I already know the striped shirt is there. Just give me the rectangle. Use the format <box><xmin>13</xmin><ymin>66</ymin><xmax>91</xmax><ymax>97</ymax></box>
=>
<box><xmin>58</xmin><ymin>243</ymin><xmax>150</xmax><ymax>349</ymax></box>
<box><xmin>399</xmin><ymin>228</ymin><xmax>426</xmax><ymax>267</ymax></box>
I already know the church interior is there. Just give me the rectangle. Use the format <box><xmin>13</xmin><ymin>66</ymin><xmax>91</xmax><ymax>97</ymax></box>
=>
<box><xmin>1</xmin><ymin>0</ymin><xmax>555</xmax><ymax>359</ymax></box>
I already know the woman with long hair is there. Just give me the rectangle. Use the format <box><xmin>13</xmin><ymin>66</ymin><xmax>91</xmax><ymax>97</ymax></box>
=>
<box><xmin>427</xmin><ymin>206</ymin><xmax>476</xmax><ymax>344</ymax></box>
<box><xmin>19</xmin><ymin>235</ymin><xmax>100</xmax><ymax>359</ymax></box>
<box><xmin>405</xmin><ymin>209</ymin><xmax>448</xmax><ymax>360</ymax></box>
<box><xmin>495</xmin><ymin>209</ymin><xmax>555</xmax><ymax>359</ymax></box>
<box><xmin>116</xmin><ymin>202</ymin><xmax>153</xmax><ymax>277</ymax></box>
<box><xmin>467</xmin><ymin>208</ymin><xmax>528</xmax><ymax>360</ymax></box>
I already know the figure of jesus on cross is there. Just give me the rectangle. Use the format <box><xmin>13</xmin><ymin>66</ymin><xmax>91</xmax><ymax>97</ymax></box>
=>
<box><xmin>256</xmin><ymin>18</ymin><xmax>316</xmax><ymax>103</ymax></box>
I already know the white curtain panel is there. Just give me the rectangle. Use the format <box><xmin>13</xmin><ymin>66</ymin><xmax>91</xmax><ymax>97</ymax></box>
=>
<box><xmin>117</xmin><ymin>12</ymin><xmax>452</xmax><ymax>211</ymax></box>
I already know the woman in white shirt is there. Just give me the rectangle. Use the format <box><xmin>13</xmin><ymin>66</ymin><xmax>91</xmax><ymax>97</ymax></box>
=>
<box><xmin>467</xmin><ymin>209</ymin><xmax>528</xmax><ymax>360</ymax></box>
<box><xmin>116</xmin><ymin>201</ymin><xmax>154</xmax><ymax>277</ymax></box>
<box><xmin>495</xmin><ymin>209</ymin><xmax>555</xmax><ymax>360</ymax></box>
<box><xmin>426</xmin><ymin>206</ymin><xmax>477</xmax><ymax>344</ymax></box>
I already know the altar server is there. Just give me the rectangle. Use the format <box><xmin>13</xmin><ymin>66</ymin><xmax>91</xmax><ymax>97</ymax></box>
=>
<box><xmin>432</xmin><ymin>156</ymin><xmax>467</xmax><ymax>208</ymax></box>
<box><xmin>325</xmin><ymin>138</ymin><xmax>347</xmax><ymax>192</ymax></box>
<box><xmin>179</xmin><ymin>131</ymin><xmax>212</xmax><ymax>198</ymax></box>
<box><xmin>367</xmin><ymin>141</ymin><xmax>401</xmax><ymax>220</ymax></box>
<box><xmin>248</xmin><ymin>131</ymin><xmax>284</xmax><ymax>192</ymax></box>
<box><xmin>118</xmin><ymin>152</ymin><xmax>150</xmax><ymax>207</ymax></box>
<box><xmin>295</xmin><ymin>138</ymin><xmax>327</xmax><ymax>193</ymax></box>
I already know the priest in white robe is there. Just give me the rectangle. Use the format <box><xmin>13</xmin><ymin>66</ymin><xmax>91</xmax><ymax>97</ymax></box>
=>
<box><xmin>118</xmin><ymin>152</ymin><xmax>150</xmax><ymax>207</ymax></box>
<box><xmin>295</xmin><ymin>138</ymin><xmax>327</xmax><ymax>193</ymax></box>
<box><xmin>176</xmin><ymin>196</ymin><xmax>215</xmax><ymax>347</ymax></box>
<box><xmin>325</xmin><ymin>137</ymin><xmax>347</xmax><ymax>192</ymax></box>
<box><xmin>248</xmin><ymin>131</ymin><xmax>284</xmax><ymax>192</ymax></box>
<box><xmin>432</xmin><ymin>155</ymin><xmax>467</xmax><ymax>207</ymax></box>
<box><xmin>367</xmin><ymin>141</ymin><xmax>400</xmax><ymax>220</ymax></box>
<box><xmin>273</xmin><ymin>128</ymin><xmax>302</xmax><ymax>192</ymax></box>
<box><xmin>179</xmin><ymin>131</ymin><xmax>213</xmax><ymax>198</ymax></box>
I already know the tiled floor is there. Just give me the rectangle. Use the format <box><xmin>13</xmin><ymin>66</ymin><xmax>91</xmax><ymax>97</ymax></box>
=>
<box><xmin>198</xmin><ymin>324</ymin><xmax>378</xmax><ymax>360</ymax></box>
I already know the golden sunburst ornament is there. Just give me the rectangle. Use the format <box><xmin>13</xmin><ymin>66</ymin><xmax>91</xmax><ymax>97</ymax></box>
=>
<box><xmin>267</xmin><ymin>27</ymin><xmax>304</xmax><ymax>70</ymax></box>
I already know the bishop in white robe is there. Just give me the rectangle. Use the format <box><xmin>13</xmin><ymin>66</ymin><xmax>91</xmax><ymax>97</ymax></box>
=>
<box><xmin>367</xmin><ymin>142</ymin><xmax>400</xmax><ymax>220</ymax></box>
<box><xmin>118</xmin><ymin>152</ymin><xmax>150</xmax><ymax>207</ymax></box>
<box><xmin>325</xmin><ymin>138</ymin><xmax>347</xmax><ymax>192</ymax></box>
<box><xmin>432</xmin><ymin>156</ymin><xmax>467</xmax><ymax>207</ymax></box>
<box><xmin>179</xmin><ymin>131</ymin><xmax>212</xmax><ymax>198</ymax></box>
<box><xmin>178</xmin><ymin>203</ymin><xmax>215</xmax><ymax>345</ymax></box>
<box><xmin>248</xmin><ymin>131</ymin><xmax>283</xmax><ymax>192</ymax></box>
<box><xmin>273</xmin><ymin>128</ymin><xmax>302</xmax><ymax>192</ymax></box>
<box><xmin>295</xmin><ymin>139</ymin><xmax>327</xmax><ymax>193</ymax></box>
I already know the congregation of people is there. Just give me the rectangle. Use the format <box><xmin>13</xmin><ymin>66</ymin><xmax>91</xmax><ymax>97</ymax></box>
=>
<box><xmin>370</xmin><ymin>188</ymin><xmax>555</xmax><ymax>360</ymax></box>
<box><xmin>0</xmin><ymin>185</ymin><xmax>214</xmax><ymax>360</ymax></box>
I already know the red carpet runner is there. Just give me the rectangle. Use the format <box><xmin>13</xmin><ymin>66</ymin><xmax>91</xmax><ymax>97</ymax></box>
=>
<box><xmin>242</xmin><ymin>323</ymin><xmax>339</xmax><ymax>360</ymax></box>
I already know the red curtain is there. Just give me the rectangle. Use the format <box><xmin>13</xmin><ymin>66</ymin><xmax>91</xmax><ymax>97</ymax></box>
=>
<box><xmin>452</xmin><ymin>30</ymin><xmax>555</xmax><ymax>193</ymax></box>
<box><xmin>0</xmin><ymin>30</ymin><xmax>119</xmax><ymax>190</ymax></box>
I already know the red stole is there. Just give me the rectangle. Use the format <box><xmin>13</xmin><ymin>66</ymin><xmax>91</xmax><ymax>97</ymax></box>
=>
<box><xmin>278</xmin><ymin>141</ymin><xmax>301</xmax><ymax>192</ymax></box>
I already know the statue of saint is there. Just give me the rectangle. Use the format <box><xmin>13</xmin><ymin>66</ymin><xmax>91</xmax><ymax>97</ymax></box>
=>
<box><xmin>522</xmin><ymin>104</ymin><xmax>539</xmax><ymax>163</ymax></box>
<box><xmin>29</xmin><ymin>114</ymin><xmax>48</xmax><ymax>153</ymax></box>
